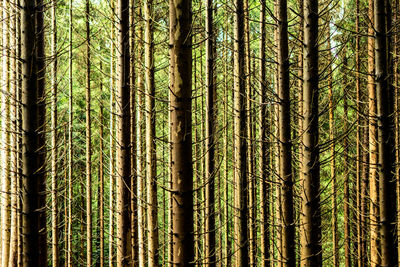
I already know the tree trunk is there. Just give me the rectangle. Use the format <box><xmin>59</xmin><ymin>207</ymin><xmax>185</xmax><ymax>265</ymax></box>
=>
<box><xmin>300</xmin><ymin>0</ymin><xmax>322</xmax><ymax>265</ymax></box>
<box><xmin>169</xmin><ymin>0</ymin><xmax>194</xmax><ymax>265</ymax></box>
<box><xmin>21</xmin><ymin>0</ymin><xmax>47</xmax><ymax>263</ymax></box>
<box><xmin>67</xmin><ymin>0</ymin><xmax>73</xmax><ymax>264</ymax></box>
<box><xmin>116</xmin><ymin>0</ymin><xmax>132</xmax><ymax>264</ymax></box>
<box><xmin>129</xmin><ymin>0</ymin><xmax>138</xmax><ymax>264</ymax></box>
<box><xmin>50</xmin><ymin>0</ymin><xmax>59</xmax><ymax>265</ymax></box>
<box><xmin>1</xmin><ymin>0</ymin><xmax>11</xmax><ymax>263</ymax></box>
<box><xmin>205</xmin><ymin>0</ymin><xmax>216</xmax><ymax>265</ymax></box>
<box><xmin>85</xmin><ymin>0</ymin><xmax>92</xmax><ymax>265</ymax></box>
<box><xmin>233</xmin><ymin>0</ymin><xmax>248</xmax><ymax>266</ymax></box>
<box><xmin>368</xmin><ymin>0</ymin><xmax>380</xmax><ymax>265</ymax></box>
<box><xmin>375</xmin><ymin>0</ymin><xmax>398</xmax><ymax>264</ymax></box>
<box><xmin>9</xmin><ymin>0</ymin><xmax>18</xmax><ymax>263</ymax></box>
<box><xmin>36</xmin><ymin>0</ymin><xmax>47</xmax><ymax>264</ymax></box>
<box><xmin>343</xmin><ymin>49</ymin><xmax>351</xmax><ymax>267</ymax></box>
<box><xmin>144</xmin><ymin>0</ymin><xmax>159</xmax><ymax>264</ymax></box>
<box><xmin>99</xmin><ymin>62</ymin><xmax>105</xmax><ymax>267</ymax></box>
<box><xmin>277</xmin><ymin>0</ymin><xmax>295</xmax><ymax>264</ymax></box>
<box><xmin>109</xmin><ymin>1</ymin><xmax>116</xmax><ymax>264</ymax></box>
<box><xmin>259</xmin><ymin>1</ymin><xmax>270</xmax><ymax>266</ymax></box>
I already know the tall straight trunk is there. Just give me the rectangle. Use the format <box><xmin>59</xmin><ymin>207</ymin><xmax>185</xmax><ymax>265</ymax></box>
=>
<box><xmin>327</xmin><ymin>23</ymin><xmax>338</xmax><ymax>267</ymax></box>
<box><xmin>99</xmin><ymin>63</ymin><xmax>105</xmax><ymax>267</ymax></box>
<box><xmin>277</xmin><ymin>0</ymin><xmax>295</xmax><ymax>265</ymax></box>
<box><xmin>243</xmin><ymin>1</ymin><xmax>255</xmax><ymax>265</ymax></box>
<box><xmin>36</xmin><ymin>0</ymin><xmax>47</xmax><ymax>264</ymax></box>
<box><xmin>375</xmin><ymin>0</ymin><xmax>398</xmax><ymax>265</ymax></box>
<box><xmin>343</xmin><ymin>49</ymin><xmax>351</xmax><ymax>267</ymax></box>
<box><xmin>144</xmin><ymin>0</ymin><xmax>159</xmax><ymax>264</ymax></box>
<box><xmin>259</xmin><ymin>1</ymin><xmax>269</xmax><ymax>266</ymax></box>
<box><xmin>1</xmin><ymin>0</ymin><xmax>11</xmax><ymax>263</ymax></box>
<box><xmin>205</xmin><ymin>0</ymin><xmax>216</xmax><ymax>265</ymax></box>
<box><xmin>50</xmin><ymin>0</ymin><xmax>59</xmax><ymax>265</ymax></box>
<box><xmin>136</xmin><ymin>6</ymin><xmax>146</xmax><ymax>265</ymax></box>
<box><xmin>368</xmin><ymin>0</ymin><xmax>380</xmax><ymax>265</ymax></box>
<box><xmin>109</xmin><ymin>1</ymin><xmax>116</xmax><ymax>264</ymax></box>
<box><xmin>85</xmin><ymin>0</ymin><xmax>92</xmax><ymax>265</ymax></box>
<box><xmin>222</xmin><ymin>10</ymin><xmax>231</xmax><ymax>265</ymax></box>
<box><xmin>20</xmin><ymin>0</ymin><xmax>47</xmax><ymax>263</ymax></box>
<box><xmin>233</xmin><ymin>0</ymin><xmax>248</xmax><ymax>266</ymax></box>
<box><xmin>116</xmin><ymin>0</ymin><xmax>132</xmax><ymax>264</ymax></box>
<box><xmin>67</xmin><ymin>0</ymin><xmax>73</xmax><ymax>265</ymax></box>
<box><xmin>9</xmin><ymin>0</ymin><xmax>18</xmax><ymax>263</ymax></box>
<box><xmin>300</xmin><ymin>0</ymin><xmax>321</xmax><ymax>265</ymax></box>
<box><xmin>129</xmin><ymin>0</ymin><xmax>138</xmax><ymax>264</ymax></box>
<box><xmin>297</xmin><ymin>1</ymin><xmax>303</xmax><ymax>264</ymax></box>
<box><xmin>169</xmin><ymin>0</ymin><xmax>194</xmax><ymax>265</ymax></box>
<box><xmin>355</xmin><ymin>0</ymin><xmax>362</xmax><ymax>263</ymax></box>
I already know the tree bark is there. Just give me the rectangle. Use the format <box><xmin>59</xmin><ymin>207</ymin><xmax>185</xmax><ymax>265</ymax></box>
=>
<box><xmin>259</xmin><ymin>1</ymin><xmax>270</xmax><ymax>266</ymax></box>
<box><xmin>233</xmin><ymin>0</ymin><xmax>248</xmax><ymax>266</ymax></box>
<box><xmin>85</xmin><ymin>0</ymin><xmax>92</xmax><ymax>265</ymax></box>
<box><xmin>21</xmin><ymin>0</ymin><xmax>47</xmax><ymax>263</ymax></box>
<box><xmin>300</xmin><ymin>0</ymin><xmax>322</xmax><ymax>265</ymax></box>
<box><xmin>169</xmin><ymin>0</ymin><xmax>194</xmax><ymax>265</ymax></box>
<box><xmin>144</xmin><ymin>0</ymin><xmax>159</xmax><ymax>264</ymax></box>
<box><xmin>205</xmin><ymin>0</ymin><xmax>216</xmax><ymax>265</ymax></box>
<box><xmin>368</xmin><ymin>0</ymin><xmax>380</xmax><ymax>265</ymax></box>
<box><xmin>375</xmin><ymin>0</ymin><xmax>398</xmax><ymax>265</ymax></box>
<box><xmin>277</xmin><ymin>0</ymin><xmax>295</xmax><ymax>264</ymax></box>
<box><xmin>116</xmin><ymin>0</ymin><xmax>132</xmax><ymax>264</ymax></box>
<box><xmin>51</xmin><ymin>0</ymin><xmax>59</xmax><ymax>265</ymax></box>
<box><xmin>1</xmin><ymin>0</ymin><xmax>11</xmax><ymax>264</ymax></box>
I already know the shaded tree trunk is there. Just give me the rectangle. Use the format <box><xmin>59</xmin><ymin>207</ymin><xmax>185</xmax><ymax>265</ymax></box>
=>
<box><xmin>116</xmin><ymin>0</ymin><xmax>132</xmax><ymax>264</ymax></box>
<box><xmin>375</xmin><ymin>0</ymin><xmax>398</xmax><ymax>265</ymax></box>
<box><xmin>277</xmin><ymin>0</ymin><xmax>295</xmax><ymax>264</ymax></box>
<box><xmin>144</xmin><ymin>0</ymin><xmax>159</xmax><ymax>264</ymax></box>
<box><xmin>85</xmin><ymin>0</ymin><xmax>92</xmax><ymax>265</ymax></box>
<box><xmin>300</xmin><ymin>0</ymin><xmax>322</xmax><ymax>265</ymax></box>
<box><xmin>205</xmin><ymin>0</ymin><xmax>216</xmax><ymax>265</ymax></box>
<box><xmin>169</xmin><ymin>0</ymin><xmax>194</xmax><ymax>265</ymax></box>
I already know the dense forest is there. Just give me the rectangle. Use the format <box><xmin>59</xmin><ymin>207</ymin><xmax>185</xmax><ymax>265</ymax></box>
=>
<box><xmin>0</xmin><ymin>0</ymin><xmax>399</xmax><ymax>266</ymax></box>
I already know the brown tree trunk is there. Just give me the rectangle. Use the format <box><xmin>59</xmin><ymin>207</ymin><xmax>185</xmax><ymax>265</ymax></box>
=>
<box><xmin>300</xmin><ymin>0</ymin><xmax>322</xmax><ymax>265</ymax></box>
<box><xmin>36</xmin><ymin>0</ymin><xmax>47</xmax><ymax>264</ymax></box>
<box><xmin>1</xmin><ymin>0</ymin><xmax>11</xmax><ymax>263</ymax></box>
<box><xmin>21</xmin><ymin>0</ymin><xmax>47</xmax><ymax>263</ymax></box>
<box><xmin>259</xmin><ymin>1</ymin><xmax>269</xmax><ymax>266</ymax></box>
<box><xmin>9</xmin><ymin>0</ymin><xmax>18</xmax><ymax>263</ymax></box>
<box><xmin>67</xmin><ymin>0</ymin><xmax>73</xmax><ymax>264</ymax></box>
<box><xmin>99</xmin><ymin>62</ymin><xmax>105</xmax><ymax>267</ymax></box>
<box><xmin>343</xmin><ymin>50</ymin><xmax>351</xmax><ymax>267</ymax></box>
<box><xmin>129</xmin><ymin>0</ymin><xmax>138</xmax><ymax>264</ymax></box>
<box><xmin>50</xmin><ymin>0</ymin><xmax>59</xmax><ymax>265</ymax></box>
<box><xmin>144</xmin><ymin>0</ymin><xmax>159</xmax><ymax>264</ymax></box>
<box><xmin>205</xmin><ymin>0</ymin><xmax>216</xmax><ymax>265</ymax></box>
<box><xmin>368</xmin><ymin>0</ymin><xmax>380</xmax><ymax>265</ymax></box>
<box><xmin>116</xmin><ymin>0</ymin><xmax>132</xmax><ymax>264</ymax></box>
<box><xmin>375</xmin><ymin>0</ymin><xmax>398</xmax><ymax>264</ymax></box>
<box><xmin>233</xmin><ymin>0</ymin><xmax>248</xmax><ymax>265</ymax></box>
<box><xmin>85</xmin><ymin>0</ymin><xmax>92</xmax><ymax>265</ymax></box>
<box><xmin>169</xmin><ymin>0</ymin><xmax>194</xmax><ymax>265</ymax></box>
<box><xmin>277</xmin><ymin>0</ymin><xmax>295</xmax><ymax>265</ymax></box>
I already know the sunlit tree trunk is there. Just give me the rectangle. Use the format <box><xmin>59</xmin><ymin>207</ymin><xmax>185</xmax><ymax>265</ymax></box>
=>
<box><xmin>1</xmin><ymin>0</ymin><xmax>11</xmax><ymax>264</ymax></box>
